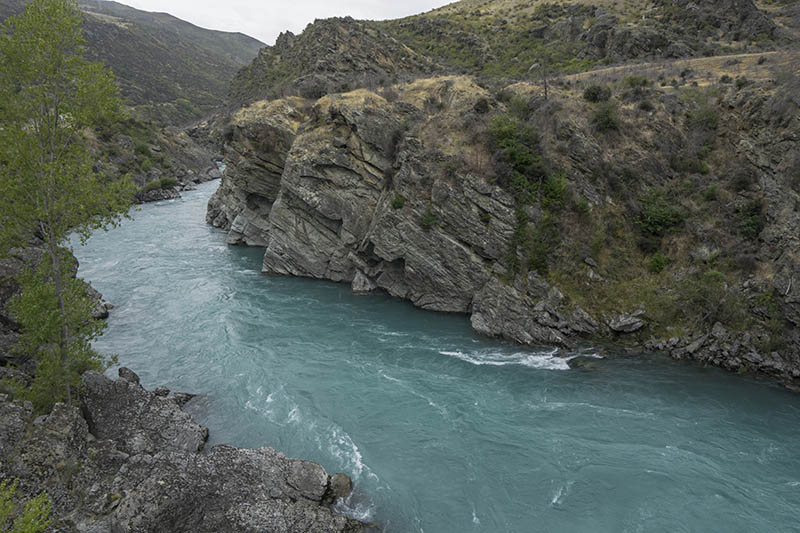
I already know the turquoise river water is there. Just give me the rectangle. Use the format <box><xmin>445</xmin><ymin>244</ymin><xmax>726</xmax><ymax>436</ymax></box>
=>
<box><xmin>72</xmin><ymin>181</ymin><xmax>800</xmax><ymax>532</ymax></box>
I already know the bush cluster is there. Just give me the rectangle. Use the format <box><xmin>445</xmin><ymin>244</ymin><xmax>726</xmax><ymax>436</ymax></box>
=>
<box><xmin>391</xmin><ymin>194</ymin><xmax>406</xmax><ymax>210</ymax></box>
<box><xmin>583</xmin><ymin>85</ymin><xmax>611</xmax><ymax>103</ymax></box>
<box><xmin>488</xmin><ymin>113</ymin><xmax>544</xmax><ymax>201</ymax></box>
<box><xmin>143</xmin><ymin>177</ymin><xmax>179</xmax><ymax>192</ymax></box>
<box><xmin>591</xmin><ymin>101</ymin><xmax>620</xmax><ymax>132</ymax></box>
<box><xmin>638</xmin><ymin>189</ymin><xmax>685</xmax><ymax>236</ymax></box>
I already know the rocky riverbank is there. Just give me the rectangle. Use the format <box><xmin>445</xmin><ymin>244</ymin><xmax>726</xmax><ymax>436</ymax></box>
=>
<box><xmin>0</xmin><ymin>368</ymin><xmax>365</xmax><ymax>532</ymax></box>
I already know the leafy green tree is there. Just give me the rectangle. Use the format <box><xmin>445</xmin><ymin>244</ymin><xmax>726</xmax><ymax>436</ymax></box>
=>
<box><xmin>0</xmin><ymin>0</ymin><xmax>135</xmax><ymax>409</ymax></box>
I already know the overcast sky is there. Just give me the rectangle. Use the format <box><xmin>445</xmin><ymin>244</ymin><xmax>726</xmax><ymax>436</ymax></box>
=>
<box><xmin>120</xmin><ymin>0</ymin><xmax>453</xmax><ymax>45</ymax></box>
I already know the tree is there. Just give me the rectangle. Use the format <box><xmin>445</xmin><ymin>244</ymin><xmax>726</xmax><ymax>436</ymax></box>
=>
<box><xmin>0</xmin><ymin>0</ymin><xmax>135</xmax><ymax>410</ymax></box>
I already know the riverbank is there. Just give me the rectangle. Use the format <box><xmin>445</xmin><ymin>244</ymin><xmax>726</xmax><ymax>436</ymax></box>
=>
<box><xmin>0</xmin><ymin>367</ymin><xmax>365</xmax><ymax>532</ymax></box>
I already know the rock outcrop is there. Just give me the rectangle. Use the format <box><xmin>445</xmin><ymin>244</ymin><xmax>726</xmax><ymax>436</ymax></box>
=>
<box><xmin>0</xmin><ymin>369</ymin><xmax>364</xmax><ymax>532</ymax></box>
<box><xmin>230</xmin><ymin>17</ymin><xmax>437</xmax><ymax>103</ymax></box>
<box><xmin>208</xmin><ymin>69</ymin><xmax>800</xmax><ymax>383</ymax></box>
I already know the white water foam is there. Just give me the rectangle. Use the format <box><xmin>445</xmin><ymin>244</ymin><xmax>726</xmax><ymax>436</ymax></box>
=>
<box><xmin>550</xmin><ymin>480</ymin><xmax>574</xmax><ymax>506</ymax></box>
<box><xmin>471</xmin><ymin>506</ymin><xmax>481</xmax><ymax>525</ymax></box>
<box><xmin>334</xmin><ymin>493</ymin><xmax>375</xmax><ymax>523</ymax></box>
<box><xmin>440</xmin><ymin>349</ymin><xmax>603</xmax><ymax>371</ymax></box>
<box><xmin>327</xmin><ymin>426</ymin><xmax>367</xmax><ymax>478</ymax></box>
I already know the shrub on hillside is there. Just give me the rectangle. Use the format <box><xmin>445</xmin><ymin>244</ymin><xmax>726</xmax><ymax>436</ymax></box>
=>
<box><xmin>583</xmin><ymin>85</ymin><xmax>611</xmax><ymax>103</ymax></box>
<box><xmin>159</xmin><ymin>177</ymin><xmax>178</xmax><ymax>189</ymax></box>
<box><xmin>738</xmin><ymin>199</ymin><xmax>765</xmax><ymax>240</ymax></box>
<box><xmin>638</xmin><ymin>189</ymin><xmax>685</xmax><ymax>236</ymax></box>
<box><xmin>420</xmin><ymin>204</ymin><xmax>436</xmax><ymax>231</ymax></box>
<box><xmin>473</xmin><ymin>97</ymin><xmax>490</xmax><ymax>114</ymax></box>
<box><xmin>622</xmin><ymin>75</ymin><xmax>649</xmax><ymax>89</ymax></box>
<box><xmin>591</xmin><ymin>101</ymin><xmax>620</xmax><ymax>132</ymax></box>
<box><xmin>687</xmin><ymin>104</ymin><xmax>719</xmax><ymax>130</ymax></box>
<box><xmin>391</xmin><ymin>194</ymin><xmax>406</xmax><ymax>210</ymax></box>
<box><xmin>134</xmin><ymin>142</ymin><xmax>151</xmax><ymax>156</ymax></box>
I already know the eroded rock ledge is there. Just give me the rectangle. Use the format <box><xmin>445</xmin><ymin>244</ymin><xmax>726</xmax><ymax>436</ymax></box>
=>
<box><xmin>0</xmin><ymin>368</ymin><xmax>364</xmax><ymax>532</ymax></box>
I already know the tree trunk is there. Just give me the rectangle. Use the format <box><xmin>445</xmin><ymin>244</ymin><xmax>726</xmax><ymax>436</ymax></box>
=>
<box><xmin>47</xmin><ymin>241</ymin><xmax>71</xmax><ymax>403</ymax></box>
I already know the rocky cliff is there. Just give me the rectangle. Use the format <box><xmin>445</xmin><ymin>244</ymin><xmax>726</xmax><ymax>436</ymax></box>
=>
<box><xmin>0</xmin><ymin>368</ymin><xmax>364</xmax><ymax>532</ymax></box>
<box><xmin>230</xmin><ymin>17</ymin><xmax>437</xmax><ymax>103</ymax></box>
<box><xmin>209</xmin><ymin>57</ymin><xmax>800</xmax><ymax>383</ymax></box>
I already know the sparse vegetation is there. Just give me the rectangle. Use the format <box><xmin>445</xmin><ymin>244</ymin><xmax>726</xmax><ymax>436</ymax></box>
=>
<box><xmin>420</xmin><ymin>204</ymin><xmax>436</xmax><ymax>231</ymax></box>
<box><xmin>391</xmin><ymin>194</ymin><xmax>406</xmax><ymax>210</ymax></box>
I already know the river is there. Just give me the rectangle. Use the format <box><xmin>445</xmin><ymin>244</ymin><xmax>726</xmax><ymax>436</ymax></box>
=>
<box><xmin>72</xmin><ymin>181</ymin><xmax>800</xmax><ymax>532</ymax></box>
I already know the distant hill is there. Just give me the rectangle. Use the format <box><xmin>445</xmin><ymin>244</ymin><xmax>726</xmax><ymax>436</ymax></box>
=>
<box><xmin>377</xmin><ymin>0</ymin><xmax>783</xmax><ymax>78</ymax></box>
<box><xmin>0</xmin><ymin>0</ymin><xmax>265</xmax><ymax>124</ymax></box>
<box><xmin>230</xmin><ymin>0</ymin><xmax>791</xmax><ymax>103</ymax></box>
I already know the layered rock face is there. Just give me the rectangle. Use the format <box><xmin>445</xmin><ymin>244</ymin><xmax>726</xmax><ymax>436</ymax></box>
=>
<box><xmin>209</xmin><ymin>78</ymin><xmax>624</xmax><ymax>348</ymax></box>
<box><xmin>0</xmin><ymin>369</ymin><xmax>363</xmax><ymax>532</ymax></box>
<box><xmin>208</xmin><ymin>74</ymin><xmax>800</xmax><ymax>382</ymax></box>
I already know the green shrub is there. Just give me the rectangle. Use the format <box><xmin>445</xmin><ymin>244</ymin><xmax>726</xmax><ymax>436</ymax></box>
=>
<box><xmin>591</xmin><ymin>101</ymin><xmax>620</xmax><ymax>132</ymax></box>
<box><xmin>543</xmin><ymin>173</ymin><xmax>567</xmax><ymax>209</ymax></box>
<box><xmin>735</xmin><ymin>77</ymin><xmax>750</xmax><ymax>90</ymax></box>
<box><xmin>638</xmin><ymin>100</ymin><xmax>655</xmax><ymax>112</ymax></box>
<box><xmin>489</xmin><ymin>114</ymin><xmax>539</xmax><ymax>156</ymax></box>
<box><xmin>687</xmin><ymin>104</ymin><xmax>718</xmax><ymax>130</ymax></box>
<box><xmin>639</xmin><ymin>189</ymin><xmax>685</xmax><ymax>236</ymax></box>
<box><xmin>134</xmin><ymin>142</ymin><xmax>151</xmax><ymax>156</ymax></box>
<box><xmin>648</xmin><ymin>253</ymin><xmax>668</xmax><ymax>273</ymax></box>
<box><xmin>495</xmin><ymin>88</ymin><xmax>513</xmax><ymax>103</ymax></box>
<box><xmin>622</xmin><ymin>75</ymin><xmax>649</xmax><ymax>89</ymax></box>
<box><xmin>391</xmin><ymin>194</ymin><xmax>406</xmax><ymax>210</ymax></box>
<box><xmin>508</xmin><ymin>95</ymin><xmax>531</xmax><ymax>119</ymax></box>
<box><xmin>143</xmin><ymin>180</ymin><xmax>161</xmax><ymax>192</ymax></box>
<box><xmin>675</xmin><ymin>157</ymin><xmax>711</xmax><ymax>175</ymax></box>
<box><xmin>575</xmin><ymin>197</ymin><xmax>590</xmax><ymax>215</ymax></box>
<box><xmin>703</xmin><ymin>184</ymin><xmax>719</xmax><ymax>201</ymax></box>
<box><xmin>488</xmin><ymin>113</ymin><xmax>544</xmax><ymax>200</ymax></box>
<box><xmin>140</xmin><ymin>158</ymin><xmax>152</xmax><ymax>172</ymax></box>
<box><xmin>159</xmin><ymin>177</ymin><xmax>179</xmax><ymax>189</ymax></box>
<box><xmin>523</xmin><ymin>214</ymin><xmax>559</xmax><ymax>275</ymax></box>
<box><xmin>738</xmin><ymin>199</ymin><xmax>765</xmax><ymax>240</ymax></box>
<box><xmin>473</xmin><ymin>97</ymin><xmax>490</xmax><ymax>114</ymax></box>
<box><xmin>1</xmin><ymin>479</ymin><xmax>52</xmax><ymax>533</ymax></box>
<box><xmin>674</xmin><ymin>270</ymin><xmax>746</xmax><ymax>329</ymax></box>
<box><xmin>480</xmin><ymin>211</ymin><xmax>491</xmax><ymax>224</ymax></box>
<box><xmin>583</xmin><ymin>85</ymin><xmax>611</xmax><ymax>103</ymax></box>
<box><xmin>443</xmin><ymin>158</ymin><xmax>463</xmax><ymax>178</ymax></box>
<box><xmin>731</xmin><ymin>168</ymin><xmax>756</xmax><ymax>191</ymax></box>
<box><xmin>420</xmin><ymin>204</ymin><xmax>436</xmax><ymax>231</ymax></box>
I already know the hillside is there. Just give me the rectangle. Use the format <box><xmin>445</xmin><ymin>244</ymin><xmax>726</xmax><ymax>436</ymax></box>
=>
<box><xmin>377</xmin><ymin>0</ymin><xmax>784</xmax><ymax>77</ymax></box>
<box><xmin>230</xmin><ymin>0</ymin><xmax>791</xmax><ymax>103</ymax></box>
<box><xmin>0</xmin><ymin>0</ymin><xmax>265</xmax><ymax>124</ymax></box>
<box><xmin>212</xmin><ymin>0</ymin><xmax>800</xmax><ymax>384</ymax></box>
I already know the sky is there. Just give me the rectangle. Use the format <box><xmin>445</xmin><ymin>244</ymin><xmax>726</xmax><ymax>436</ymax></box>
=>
<box><xmin>120</xmin><ymin>0</ymin><xmax>454</xmax><ymax>45</ymax></box>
